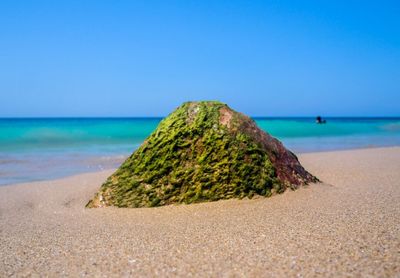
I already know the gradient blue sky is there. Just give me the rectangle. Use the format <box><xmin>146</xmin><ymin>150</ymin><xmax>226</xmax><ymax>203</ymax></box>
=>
<box><xmin>0</xmin><ymin>0</ymin><xmax>399</xmax><ymax>117</ymax></box>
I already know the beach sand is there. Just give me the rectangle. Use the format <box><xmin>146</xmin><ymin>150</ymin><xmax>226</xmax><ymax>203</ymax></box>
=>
<box><xmin>1</xmin><ymin>147</ymin><xmax>399</xmax><ymax>277</ymax></box>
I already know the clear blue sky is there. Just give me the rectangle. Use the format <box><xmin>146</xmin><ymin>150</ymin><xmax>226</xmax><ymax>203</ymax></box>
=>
<box><xmin>0</xmin><ymin>0</ymin><xmax>399</xmax><ymax>117</ymax></box>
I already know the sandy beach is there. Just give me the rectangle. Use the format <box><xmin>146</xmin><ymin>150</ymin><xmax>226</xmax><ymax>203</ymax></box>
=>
<box><xmin>1</xmin><ymin>147</ymin><xmax>399</xmax><ymax>277</ymax></box>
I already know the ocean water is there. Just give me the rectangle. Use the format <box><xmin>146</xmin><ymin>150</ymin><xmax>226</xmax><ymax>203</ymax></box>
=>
<box><xmin>1</xmin><ymin>117</ymin><xmax>400</xmax><ymax>186</ymax></box>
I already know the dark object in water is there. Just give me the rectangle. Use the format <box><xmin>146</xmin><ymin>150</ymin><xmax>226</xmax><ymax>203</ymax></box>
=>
<box><xmin>316</xmin><ymin>116</ymin><xmax>326</xmax><ymax>124</ymax></box>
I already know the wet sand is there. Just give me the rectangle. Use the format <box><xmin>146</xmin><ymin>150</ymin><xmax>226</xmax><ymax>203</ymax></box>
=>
<box><xmin>1</xmin><ymin>147</ymin><xmax>399</xmax><ymax>277</ymax></box>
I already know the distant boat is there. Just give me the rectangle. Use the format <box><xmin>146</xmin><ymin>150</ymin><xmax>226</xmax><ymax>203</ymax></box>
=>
<box><xmin>316</xmin><ymin>116</ymin><xmax>327</xmax><ymax>124</ymax></box>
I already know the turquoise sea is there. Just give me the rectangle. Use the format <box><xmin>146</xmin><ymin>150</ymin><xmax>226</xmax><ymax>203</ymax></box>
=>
<box><xmin>1</xmin><ymin>117</ymin><xmax>400</xmax><ymax>185</ymax></box>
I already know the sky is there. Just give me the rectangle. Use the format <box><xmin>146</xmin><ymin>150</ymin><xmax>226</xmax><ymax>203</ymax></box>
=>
<box><xmin>0</xmin><ymin>0</ymin><xmax>399</xmax><ymax>117</ymax></box>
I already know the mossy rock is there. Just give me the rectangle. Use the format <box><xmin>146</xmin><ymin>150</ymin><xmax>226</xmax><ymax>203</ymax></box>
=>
<box><xmin>87</xmin><ymin>101</ymin><xmax>318</xmax><ymax>208</ymax></box>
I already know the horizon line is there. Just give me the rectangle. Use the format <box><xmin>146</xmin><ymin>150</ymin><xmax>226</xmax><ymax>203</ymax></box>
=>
<box><xmin>1</xmin><ymin>116</ymin><xmax>399</xmax><ymax>119</ymax></box>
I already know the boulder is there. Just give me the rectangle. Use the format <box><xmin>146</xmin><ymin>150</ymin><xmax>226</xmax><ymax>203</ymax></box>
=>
<box><xmin>87</xmin><ymin>101</ymin><xmax>317</xmax><ymax>208</ymax></box>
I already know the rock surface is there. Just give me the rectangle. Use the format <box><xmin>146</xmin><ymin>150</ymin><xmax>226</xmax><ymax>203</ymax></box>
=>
<box><xmin>87</xmin><ymin>101</ymin><xmax>317</xmax><ymax>208</ymax></box>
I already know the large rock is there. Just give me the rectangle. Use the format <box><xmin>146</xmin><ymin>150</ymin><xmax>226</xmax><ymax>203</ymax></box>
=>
<box><xmin>87</xmin><ymin>101</ymin><xmax>317</xmax><ymax>208</ymax></box>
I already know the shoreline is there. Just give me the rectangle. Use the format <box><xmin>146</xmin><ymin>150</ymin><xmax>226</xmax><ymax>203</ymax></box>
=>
<box><xmin>1</xmin><ymin>145</ymin><xmax>399</xmax><ymax>188</ymax></box>
<box><xmin>1</xmin><ymin>147</ymin><xmax>399</xmax><ymax>276</ymax></box>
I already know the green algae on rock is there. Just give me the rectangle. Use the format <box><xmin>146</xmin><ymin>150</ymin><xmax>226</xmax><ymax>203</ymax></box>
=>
<box><xmin>87</xmin><ymin>101</ymin><xmax>318</xmax><ymax>208</ymax></box>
